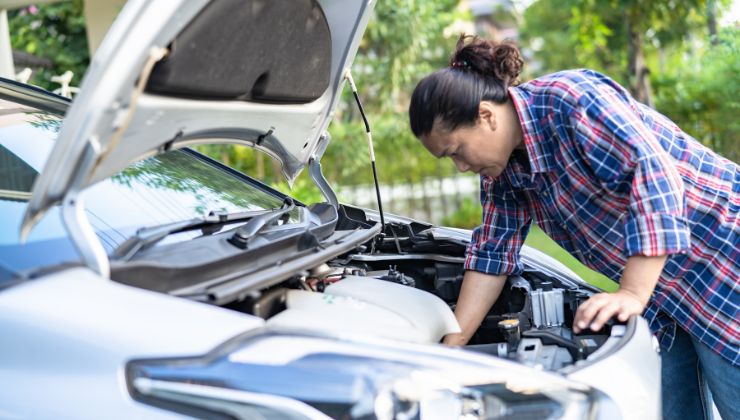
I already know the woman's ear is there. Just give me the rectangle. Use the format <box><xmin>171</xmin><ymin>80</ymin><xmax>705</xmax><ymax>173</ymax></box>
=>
<box><xmin>478</xmin><ymin>101</ymin><xmax>497</xmax><ymax>132</ymax></box>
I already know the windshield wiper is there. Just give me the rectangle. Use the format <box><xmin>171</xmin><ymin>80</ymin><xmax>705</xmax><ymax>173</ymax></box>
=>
<box><xmin>228</xmin><ymin>198</ymin><xmax>297</xmax><ymax>249</ymax></box>
<box><xmin>112</xmin><ymin>207</ymin><xmax>280</xmax><ymax>261</ymax></box>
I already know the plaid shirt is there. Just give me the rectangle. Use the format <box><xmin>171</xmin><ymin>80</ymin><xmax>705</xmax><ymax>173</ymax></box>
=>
<box><xmin>465</xmin><ymin>69</ymin><xmax>739</xmax><ymax>366</ymax></box>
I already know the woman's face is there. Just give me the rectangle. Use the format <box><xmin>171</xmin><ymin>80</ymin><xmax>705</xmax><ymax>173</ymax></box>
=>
<box><xmin>420</xmin><ymin>101</ymin><xmax>522</xmax><ymax>178</ymax></box>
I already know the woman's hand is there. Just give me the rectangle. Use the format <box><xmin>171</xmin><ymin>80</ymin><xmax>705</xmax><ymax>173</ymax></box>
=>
<box><xmin>573</xmin><ymin>290</ymin><xmax>645</xmax><ymax>333</ymax></box>
<box><xmin>574</xmin><ymin>255</ymin><xmax>667</xmax><ymax>333</ymax></box>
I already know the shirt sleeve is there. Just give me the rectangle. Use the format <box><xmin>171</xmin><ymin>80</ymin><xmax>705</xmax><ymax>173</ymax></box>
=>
<box><xmin>464</xmin><ymin>175</ymin><xmax>532</xmax><ymax>275</ymax></box>
<box><xmin>569</xmin><ymin>87</ymin><xmax>691</xmax><ymax>257</ymax></box>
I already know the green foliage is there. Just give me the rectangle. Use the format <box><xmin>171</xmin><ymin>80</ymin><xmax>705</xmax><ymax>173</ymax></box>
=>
<box><xmin>525</xmin><ymin>227</ymin><xmax>618</xmax><ymax>292</ymax></box>
<box><xmin>521</xmin><ymin>0</ymin><xmax>737</xmax><ymax>159</ymax></box>
<box><xmin>653</xmin><ymin>28</ymin><xmax>740</xmax><ymax>160</ymax></box>
<box><xmin>521</xmin><ymin>0</ymin><xmax>623</xmax><ymax>81</ymax></box>
<box><xmin>353</xmin><ymin>0</ymin><xmax>462</xmax><ymax>110</ymax></box>
<box><xmin>273</xmin><ymin>174</ymin><xmax>325</xmax><ymax>205</ymax></box>
<box><xmin>320</xmin><ymin>0</ymin><xmax>465</xmax><ymax>190</ymax></box>
<box><xmin>441</xmin><ymin>197</ymin><xmax>481</xmax><ymax>229</ymax></box>
<box><xmin>9</xmin><ymin>0</ymin><xmax>90</xmax><ymax>90</ymax></box>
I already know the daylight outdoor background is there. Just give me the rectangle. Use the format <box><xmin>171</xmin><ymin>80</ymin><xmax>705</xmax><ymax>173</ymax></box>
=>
<box><xmin>9</xmin><ymin>0</ymin><xmax>739</xmax><ymax>290</ymax></box>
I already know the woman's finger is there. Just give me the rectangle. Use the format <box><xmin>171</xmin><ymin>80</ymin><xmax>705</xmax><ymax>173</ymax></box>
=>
<box><xmin>590</xmin><ymin>302</ymin><xmax>621</xmax><ymax>331</ymax></box>
<box><xmin>574</xmin><ymin>294</ymin><xmax>610</xmax><ymax>332</ymax></box>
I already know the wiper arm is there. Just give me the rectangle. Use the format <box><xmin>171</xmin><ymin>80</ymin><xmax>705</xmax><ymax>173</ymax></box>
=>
<box><xmin>113</xmin><ymin>208</ymin><xmax>275</xmax><ymax>261</ymax></box>
<box><xmin>228</xmin><ymin>198</ymin><xmax>297</xmax><ymax>249</ymax></box>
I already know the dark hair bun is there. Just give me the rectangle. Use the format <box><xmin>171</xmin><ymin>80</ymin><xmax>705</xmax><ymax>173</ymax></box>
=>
<box><xmin>450</xmin><ymin>34</ymin><xmax>523</xmax><ymax>86</ymax></box>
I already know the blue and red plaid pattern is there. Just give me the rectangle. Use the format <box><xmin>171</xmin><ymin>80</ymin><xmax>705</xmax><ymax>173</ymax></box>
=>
<box><xmin>464</xmin><ymin>69</ymin><xmax>739</xmax><ymax>366</ymax></box>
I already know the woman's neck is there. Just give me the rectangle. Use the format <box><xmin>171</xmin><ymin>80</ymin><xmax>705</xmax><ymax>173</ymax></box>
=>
<box><xmin>503</xmin><ymin>100</ymin><xmax>526</xmax><ymax>151</ymax></box>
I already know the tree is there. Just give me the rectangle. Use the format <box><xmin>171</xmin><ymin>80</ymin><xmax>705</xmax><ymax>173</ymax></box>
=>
<box><xmin>523</xmin><ymin>0</ymin><xmax>714</xmax><ymax>103</ymax></box>
<box><xmin>520</xmin><ymin>0</ymin><xmax>737</xmax><ymax>160</ymax></box>
<box><xmin>9</xmin><ymin>0</ymin><xmax>89</xmax><ymax>91</ymax></box>
<box><xmin>325</xmin><ymin>0</ymin><xmax>465</xmax><ymax>186</ymax></box>
<box><xmin>653</xmin><ymin>28</ymin><xmax>740</xmax><ymax>161</ymax></box>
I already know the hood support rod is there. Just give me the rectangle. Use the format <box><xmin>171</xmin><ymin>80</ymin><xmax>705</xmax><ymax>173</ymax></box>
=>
<box><xmin>344</xmin><ymin>70</ymin><xmax>385</xmax><ymax>232</ymax></box>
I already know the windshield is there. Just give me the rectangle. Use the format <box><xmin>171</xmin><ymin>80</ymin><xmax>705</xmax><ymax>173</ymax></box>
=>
<box><xmin>0</xmin><ymin>97</ymin><xmax>292</xmax><ymax>281</ymax></box>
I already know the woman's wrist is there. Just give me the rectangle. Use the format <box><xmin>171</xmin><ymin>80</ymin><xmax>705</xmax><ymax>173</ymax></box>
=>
<box><xmin>616</xmin><ymin>287</ymin><xmax>650</xmax><ymax>308</ymax></box>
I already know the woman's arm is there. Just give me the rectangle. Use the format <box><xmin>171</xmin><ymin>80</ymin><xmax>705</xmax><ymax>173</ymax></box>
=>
<box><xmin>443</xmin><ymin>270</ymin><xmax>508</xmax><ymax>346</ymax></box>
<box><xmin>573</xmin><ymin>254</ymin><xmax>667</xmax><ymax>333</ymax></box>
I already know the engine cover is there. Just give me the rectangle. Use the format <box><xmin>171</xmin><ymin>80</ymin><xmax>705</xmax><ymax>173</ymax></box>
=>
<box><xmin>266</xmin><ymin>276</ymin><xmax>461</xmax><ymax>343</ymax></box>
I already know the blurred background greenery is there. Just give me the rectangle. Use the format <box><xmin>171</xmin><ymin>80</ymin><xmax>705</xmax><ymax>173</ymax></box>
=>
<box><xmin>8</xmin><ymin>0</ymin><xmax>739</xmax><ymax>289</ymax></box>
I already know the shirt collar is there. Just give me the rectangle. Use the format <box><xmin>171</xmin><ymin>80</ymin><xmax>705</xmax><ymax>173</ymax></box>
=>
<box><xmin>501</xmin><ymin>151</ymin><xmax>536</xmax><ymax>189</ymax></box>
<box><xmin>508</xmin><ymin>85</ymin><xmax>556</xmax><ymax>174</ymax></box>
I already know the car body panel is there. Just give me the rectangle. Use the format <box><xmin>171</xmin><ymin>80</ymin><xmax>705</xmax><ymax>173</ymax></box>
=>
<box><xmin>0</xmin><ymin>267</ymin><xmax>262</xmax><ymax>419</ymax></box>
<box><xmin>567</xmin><ymin>317</ymin><xmax>661</xmax><ymax>419</ymax></box>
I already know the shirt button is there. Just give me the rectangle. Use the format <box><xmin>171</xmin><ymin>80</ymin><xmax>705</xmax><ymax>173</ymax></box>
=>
<box><xmin>542</xmin><ymin>191</ymin><xmax>549</xmax><ymax>197</ymax></box>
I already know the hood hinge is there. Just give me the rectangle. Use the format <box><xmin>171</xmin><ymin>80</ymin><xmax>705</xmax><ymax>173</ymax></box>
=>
<box><xmin>62</xmin><ymin>137</ymin><xmax>110</xmax><ymax>278</ymax></box>
<box><xmin>308</xmin><ymin>132</ymin><xmax>338</xmax><ymax>208</ymax></box>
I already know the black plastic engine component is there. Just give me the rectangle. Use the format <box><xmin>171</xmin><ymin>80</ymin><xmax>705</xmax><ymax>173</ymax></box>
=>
<box><xmin>523</xmin><ymin>327</ymin><xmax>608</xmax><ymax>360</ymax></box>
<box><xmin>432</xmin><ymin>263</ymin><xmax>464</xmax><ymax>301</ymax></box>
<box><xmin>377</xmin><ymin>266</ymin><xmax>415</xmax><ymax>287</ymax></box>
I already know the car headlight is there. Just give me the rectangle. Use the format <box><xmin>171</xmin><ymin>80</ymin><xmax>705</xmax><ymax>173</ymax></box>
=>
<box><xmin>127</xmin><ymin>331</ymin><xmax>600</xmax><ymax>419</ymax></box>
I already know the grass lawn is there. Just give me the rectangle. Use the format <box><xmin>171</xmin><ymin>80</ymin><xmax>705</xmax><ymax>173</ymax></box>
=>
<box><xmin>524</xmin><ymin>226</ymin><xmax>618</xmax><ymax>292</ymax></box>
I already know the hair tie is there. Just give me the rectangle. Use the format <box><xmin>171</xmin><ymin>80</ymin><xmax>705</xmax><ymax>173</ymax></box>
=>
<box><xmin>451</xmin><ymin>59</ymin><xmax>469</xmax><ymax>69</ymax></box>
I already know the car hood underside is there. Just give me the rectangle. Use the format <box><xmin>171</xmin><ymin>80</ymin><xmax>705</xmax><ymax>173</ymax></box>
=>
<box><xmin>22</xmin><ymin>0</ymin><xmax>375</xmax><ymax>239</ymax></box>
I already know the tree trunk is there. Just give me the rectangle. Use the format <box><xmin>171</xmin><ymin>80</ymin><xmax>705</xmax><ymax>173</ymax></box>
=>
<box><xmin>256</xmin><ymin>153</ymin><xmax>265</xmax><ymax>179</ymax></box>
<box><xmin>707</xmin><ymin>0</ymin><xmax>719</xmax><ymax>45</ymax></box>
<box><xmin>626</xmin><ymin>19</ymin><xmax>654</xmax><ymax>107</ymax></box>
<box><xmin>271</xmin><ymin>159</ymin><xmax>282</xmax><ymax>183</ymax></box>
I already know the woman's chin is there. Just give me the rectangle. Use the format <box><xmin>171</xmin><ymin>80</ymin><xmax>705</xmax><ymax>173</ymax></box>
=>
<box><xmin>480</xmin><ymin>167</ymin><xmax>502</xmax><ymax>178</ymax></box>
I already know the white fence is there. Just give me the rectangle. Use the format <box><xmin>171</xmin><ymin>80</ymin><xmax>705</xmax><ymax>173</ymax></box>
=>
<box><xmin>336</xmin><ymin>174</ymin><xmax>480</xmax><ymax>224</ymax></box>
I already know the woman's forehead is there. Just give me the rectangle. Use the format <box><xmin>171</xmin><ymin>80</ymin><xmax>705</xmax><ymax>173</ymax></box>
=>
<box><xmin>421</xmin><ymin>127</ymin><xmax>456</xmax><ymax>157</ymax></box>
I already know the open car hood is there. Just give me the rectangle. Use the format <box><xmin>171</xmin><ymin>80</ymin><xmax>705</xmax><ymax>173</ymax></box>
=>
<box><xmin>22</xmin><ymin>0</ymin><xmax>374</xmax><ymax>238</ymax></box>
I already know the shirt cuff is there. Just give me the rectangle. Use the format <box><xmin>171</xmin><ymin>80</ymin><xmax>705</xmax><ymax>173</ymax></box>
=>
<box><xmin>624</xmin><ymin>213</ymin><xmax>691</xmax><ymax>257</ymax></box>
<box><xmin>464</xmin><ymin>246</ymin><xmax>523</xmax><ymax>275</ymax></box>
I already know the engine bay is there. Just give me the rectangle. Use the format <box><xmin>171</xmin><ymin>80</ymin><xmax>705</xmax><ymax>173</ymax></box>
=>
<box><xmin>112</xmin><ymin>205</ymin><xmax>622</xmax><ymax>373</ymax></box>
<box><xmin>225</xmin><ymin>245</ymin><xmax>618</xmax><ymax>373</ymax></box>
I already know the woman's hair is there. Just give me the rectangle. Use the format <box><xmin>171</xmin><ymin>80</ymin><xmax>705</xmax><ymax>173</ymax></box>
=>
<box><xmin>409</xmin><ymin>34</ymin><xmax>524</xmax><ymax>138</ymax></box>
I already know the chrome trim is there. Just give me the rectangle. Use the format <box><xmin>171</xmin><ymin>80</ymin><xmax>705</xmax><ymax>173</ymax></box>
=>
<box><xmin>133</xmin><ymin>378</ymin><xmax>331</xmax><ymax>420</ymax></box>
<box><xmin>136</xmin><ymin>327</ymin><xmax>591</xmax><ymax>392</ymax></box>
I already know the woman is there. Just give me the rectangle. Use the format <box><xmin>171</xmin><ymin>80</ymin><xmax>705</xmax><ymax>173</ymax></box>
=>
<box><xmin>408</xmin><ymin>34</ymin><xmax>738</xmax><ymax>420</ymax></box>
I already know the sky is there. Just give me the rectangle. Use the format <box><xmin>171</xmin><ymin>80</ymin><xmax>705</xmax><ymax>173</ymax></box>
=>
<box><xmin>722</xmin><ymin>0</ymin><xmax>740</xmax><ymax>26</ymax></box>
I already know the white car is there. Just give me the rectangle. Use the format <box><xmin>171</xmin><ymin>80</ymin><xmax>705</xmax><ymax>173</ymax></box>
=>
<box><xmin>0</xmin><ymin>0</ymin><xmax>660</xmax><ymax>418</ymax></box>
